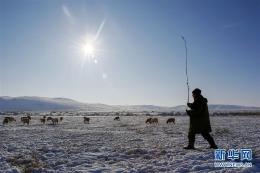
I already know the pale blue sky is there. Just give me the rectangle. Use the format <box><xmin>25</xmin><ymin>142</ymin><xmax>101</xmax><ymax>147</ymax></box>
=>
<box><xmin>0</xmin><ymin>0</ymin><xmax>259</xmax><ymax>107</ymax></box>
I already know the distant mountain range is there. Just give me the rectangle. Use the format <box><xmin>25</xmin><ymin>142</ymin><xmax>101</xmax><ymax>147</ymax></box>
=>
<box><xmin>0</xmin><ymin>96</ymin><xmax>259</xmax><ymax>111</ymax></box>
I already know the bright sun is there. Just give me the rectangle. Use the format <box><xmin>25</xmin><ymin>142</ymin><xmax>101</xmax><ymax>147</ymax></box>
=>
<box><xmin>83</xmin><ymin>44</ymin><xmax>94</xmax><ymax>55</ymax></box>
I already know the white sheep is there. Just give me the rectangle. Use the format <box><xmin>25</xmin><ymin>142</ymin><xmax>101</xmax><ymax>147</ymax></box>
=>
<box><xmin>21</xmin><ymin>116</ymin><xmax>31</xmax><ymax>122</ymax></box>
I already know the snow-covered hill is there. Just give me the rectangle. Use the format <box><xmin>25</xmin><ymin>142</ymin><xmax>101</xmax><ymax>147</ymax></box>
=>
<box><xmin>0</xmin><ymin>96</ymin><xmax>259</xmax><ymax>111</ymax></box>
<box><xmin>0</xmin><ymin>96</ymin><xmax>118</xmax><ymax>111</ymax></box>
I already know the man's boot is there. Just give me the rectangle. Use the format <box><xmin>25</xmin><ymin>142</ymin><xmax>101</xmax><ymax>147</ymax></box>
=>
<box><xmin>206</xmin><ymin>136</ymin><xmax>218</xmax><ymax>149</ymax></box>
<box><xmin>183</xmin><ymin>140</ymin><xmax>195</xmax><ymax>149</ymax></box>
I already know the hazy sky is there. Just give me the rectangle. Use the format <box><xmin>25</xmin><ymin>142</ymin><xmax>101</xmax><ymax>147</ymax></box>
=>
<box><xmin>1</xmin><ymin>0</ymin><xmax>259</xmax><ymax>107</ymax></box>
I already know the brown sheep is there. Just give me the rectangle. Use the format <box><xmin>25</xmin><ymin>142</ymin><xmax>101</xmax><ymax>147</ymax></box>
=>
<box><xmin>114</xmin><ymin>117</ymin><xmax>120</xmax><ymax>120</ymax></box>
<box><xmin>60</xmin><ymin>117</ymin><xmax>63</xmax><ymax>121</ymax></box>
<box><xmin>51</xmin><ymin>118</ymin><xmax>59</xmax><ymax>124</ymax></box>
<box><xmin>4</xmin><ymin>117</ymin><xmax>11</xmax><ymax>120</ymax></box>
<box><xmin>40</xmin><ymin>118</ymin><xmax>46</xmax><ymax>124</ymax></box>
<box><xmin>145</xmin><ymin>118</ymin><xmax>152</xmax><ymax>123</ymax></box>
<box><xmin>166</xmin><ymin>118</ymin><xmax>175</xmax><ymax>124</ymax></box>
<box><xmin>4</xmin><ymin>117</ymin><xmax>16</xmax><ymax>122</ymax></box>
<box><xmin>3</xmin><ymin>118</ymin><xmax>9</xmax><ymax>125</ymax></box>
<box><xmin>43</xmin><ymin>116</ymin><xmax>46</xmax><ymax>119</ymax></box>
<box><xmin>150</xmin><ymin>118</ymin><xmax>158</xmax><ymax>124</ymax></box>
<box><xmin>47</xmin><ymin>117</ymin><xmax>52</xmax><ymax>121</ymax></box>
<box><xmin>9</xmin><ymin>117</ymin><xmax>16</xmax><ymax>122</ymax></box>
<box><xmin>84</xmin><ymin>117</ymin><xmax>90</xmax><ymax>123</ymax></box>
<box><xmin>21</xmin><ymin>118</ymin><xmax>30</xmax><ymax>125</ymax></box>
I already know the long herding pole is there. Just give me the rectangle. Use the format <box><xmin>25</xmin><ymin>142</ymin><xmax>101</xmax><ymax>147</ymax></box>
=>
<box><xmin>181</xmin><ymin>36</ymin><xmax>189</xmax><ymax>103</ymax></box>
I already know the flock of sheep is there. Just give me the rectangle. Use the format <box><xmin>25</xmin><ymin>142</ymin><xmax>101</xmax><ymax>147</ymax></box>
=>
<box><xmin>145</xmin><ymin>117</ymin><xmax>175</xmax><ymax>124</ymax></box>
<box><xmin>2</xmin><ymin>116</ymin><xmax>176</xmax><ymax>125</ymax></box>
<box><xmin>2</xmin><ymin>116</ymin><xmax>63</xmax><ymax>125</ymax></box>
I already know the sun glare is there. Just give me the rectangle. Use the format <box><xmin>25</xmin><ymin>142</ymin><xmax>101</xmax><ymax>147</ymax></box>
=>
<box><xmin>74</xmin><ymin>20</ymin><xmax>106</xmax><ymax>63</ymax></box>
<box><xmin>84</xmin><ymin>44</ymin><xmax>94</xmax><ymax>55</ymax></box>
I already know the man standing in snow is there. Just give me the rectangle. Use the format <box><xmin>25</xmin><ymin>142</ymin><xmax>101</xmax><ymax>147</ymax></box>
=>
<box><xmin>184</xmin><ymin>88</ymin><xmax>218</xmax><ymax>149</ymax></box>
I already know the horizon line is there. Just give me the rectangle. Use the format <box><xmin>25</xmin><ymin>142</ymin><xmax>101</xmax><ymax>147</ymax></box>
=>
<box><xmin>1</xmin><ymin>95</ymin><xmax>259</xmax><ymax>108</ymax></box>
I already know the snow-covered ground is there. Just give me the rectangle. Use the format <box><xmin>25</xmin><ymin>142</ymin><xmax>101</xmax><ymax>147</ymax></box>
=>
<box><xmin>1</xmin><ymin>114</ymin><xmax>260</xmax><ymax>173</ymax></box>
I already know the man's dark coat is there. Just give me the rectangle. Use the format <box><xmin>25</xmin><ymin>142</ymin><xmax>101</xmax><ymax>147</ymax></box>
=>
<box><xmin>186</xmin><ymin>95</ymin><xmax>212</xmax><ymax>134</ymax></box>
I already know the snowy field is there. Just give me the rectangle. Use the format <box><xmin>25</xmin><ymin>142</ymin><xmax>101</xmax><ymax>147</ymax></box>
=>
<box><xmin>0</xmin><ymin>114</ymin><xmax>260</xmax><ymax>173</ymax></box>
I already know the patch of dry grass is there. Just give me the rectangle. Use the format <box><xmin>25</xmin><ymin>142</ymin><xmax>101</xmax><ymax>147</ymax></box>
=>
<box><xmin>214</xmin><ymin>127</ymin><xmax>230</xmax><ymax>135</ymax></box>
<box><xmin>10</xmin><ymin>151</ymin><xmax>41</xmax><ymax>173</ymax></box>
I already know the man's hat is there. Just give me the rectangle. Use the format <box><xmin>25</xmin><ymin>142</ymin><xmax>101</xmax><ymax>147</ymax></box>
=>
<box><xmin>192</xmin><ymin>88</ymin><xmax>201</xmax><ymax>95</ymax></box>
